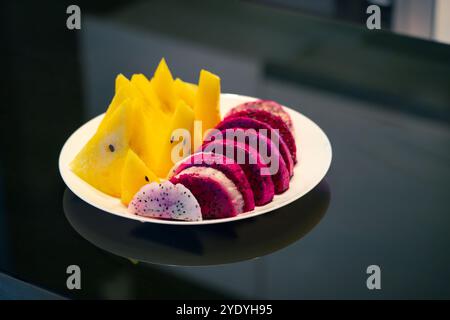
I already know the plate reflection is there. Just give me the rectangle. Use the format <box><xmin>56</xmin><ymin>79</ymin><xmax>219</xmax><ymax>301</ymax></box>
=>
<box><xmin>63</xmin><ymin>180</ymin><xmax>330</xmax><ymax>266</ymax></box>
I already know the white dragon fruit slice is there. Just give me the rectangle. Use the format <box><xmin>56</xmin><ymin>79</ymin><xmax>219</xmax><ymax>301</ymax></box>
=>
<box><xmin>128</xmin><ymin>180</ymin><xmax>202</xmax><ymax>221</ymax></box>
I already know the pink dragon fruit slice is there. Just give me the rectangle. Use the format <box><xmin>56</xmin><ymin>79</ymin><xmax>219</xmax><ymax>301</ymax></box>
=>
<box><xmin>210</xmin><ymin>128</ymin><xmax>290</xmax><ymax>194</ymax></box>
<box><xmin>225</xmin><ymin>99</ymin><xmax>294</xmax><ymax>134</ymax></box>
<box><xmin>201</xmin><ymin>139</ymin><xmax>275</xmax><ymax>206</ymax></box>
<box><xmin>224</xmin><ymin>109</ymin><xmax>297</xmax><ymax>164</ymax></box>
<box><xmin>129</xmin><ymin>181</ymin><xmax>202</xmax><ymax>221</ymax></box>
<box><xmin>213</xmin><ymin>116</ymin><xmax>294</xmax><ymax>175</ymax></box>
<box><xmin>169</xmin><ymin>152</ymin><xmax>255</xmax><ymax>212</ymax></box>
<box><xmin>170</xmin><ymin>167</ymin><xmax>244</xmax><ymax>219</ymax></box>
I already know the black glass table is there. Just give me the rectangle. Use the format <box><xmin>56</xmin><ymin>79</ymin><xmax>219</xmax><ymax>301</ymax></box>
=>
<box><xmin>1</xmin><ymin>0</ymin><xmax>449</xmax><ymax>299</ymax></box>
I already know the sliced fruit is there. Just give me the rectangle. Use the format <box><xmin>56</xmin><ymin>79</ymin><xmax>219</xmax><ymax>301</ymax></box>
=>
<box><xmin>214</xmin><ymin>116</ymin><xmax>294</xmax><ymax>176</ymax></box>
<box><xmin>225</xmin><ymin>109</ymin><xmax>297</xmax><ymax>163</ymax></box>
<box><xmin>129</xmin><ymin>180</ymin><xmax>202</xmax><ymax>221</ymax></box>
<box><xmin>98</xmin><ymin>79</ymin><xmax>143</xmax><ymax>133</ymax></box>
<box><xmin>115</xmin><ymin>73</ymin><xmax>129</xmax><ymax>93</ymax></box>
<box><xmin>170</xmin><ymin>167</ymin><xmax>242</xmax><ymax>219</ymax></box>
<box><xmin>153</xmin><ymin>100</ymin><xmax>195</xmax><ymax>177</ymax></box>
<box><xmin>201</xmin><ymin>139</ymin><xmax>275</xmax><ymax>206</ymax></box>
<box><xmin>70</xmin><ymin>99</ymin><xmax>135</xmax><ymax>197</ymax></box>
<box><xmin>226</xmin><ymin>100</ymin><xmax>294</xmax><ymax>133</ymax></box>
<box><xmin>169</xmin><ymin>152</ymin><xmax>255</xmax><ymax>212</ymax></box>
<box><xmin>152</xmin><ymin>58</ymin><xmax>175</xmax><ymax>113</ymax></box>
<box><xmin>211</xmin><ymin>128</ymin><xmax>290</xmax><ymax>194</ymax></box>
<box><xmin>194</xmin><ymin>69</ymin><xmax>221</xmax><ymax>135</ymax></box>
<box><xmin>121</xmin><ymin>149</ymin><xmax>159</xmax><ymax>205</ymax></box>
<box><xmin>129</xmin><ymin>98</ymin><xmax>157</xmax><ymax>169</ymax></box>
<box><xmin>130</xmin><ymin>73</ymin><xmax>166</xmax><ymax>115</ymax></box>
<box><xmin>185</xmin><ymin>81</ymin><xmax>198</xmax><ymax>91</ymax></box>
<box><xmin>173</xmin><ymin>78</ymin><xmax>197</xmax><ymax>107</ymax></box>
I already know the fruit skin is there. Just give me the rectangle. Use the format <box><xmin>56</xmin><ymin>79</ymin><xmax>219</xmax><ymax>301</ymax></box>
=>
<box><xmin>213</xmin><ymin>116</ymin><xmax>294</xmax><ymax>176</ymax></box>
<box><xmin>225</xmin><ymin>109</ymin><xmax>297</xmax><ymax>164</ymax></box>
<box><xmin>169</xmin><ymin>152</ymin><xmax>255</xmax><ymax>212</ymax></box>
<box><xmin>129</xmin><ymin>181</ymin><xmax>202</xmax><ymax>221</ymax></box>
<box><xmin>121</xmin><ymin>149</ymin><xmax>159</xmax><ymax>205</ymax></box>
<box><xmin>201</xmin><ymin>139</ymin><xmax>274</xmax><ymax>206</ymax></box>
<box><xmin>194</xmin><ymin>69</ymin><xmax>221</xmax><ymax>135</ymax></box>
<box><xmin>153</xmin><ymin>100</ymin><xmax>195</xmax><ymax>178</ymax></box>
<box><xmin>70</xmin><ymin>99</ymin><xmax>135</xmax><ymax>197</ymax></box>
<box><xmin>227</xmin><ymin>100</ymin><xmax>294</xmax><ymax>133</ymax></box>
<box><xmin>170</xmin><ymin>168</ymin><xmax>240</xmax><ymax>219</ymax></box>
<box><xmin>210</xmin><ymin>128</ymin><xmax>290</xmax><ymax>194</ymax></box>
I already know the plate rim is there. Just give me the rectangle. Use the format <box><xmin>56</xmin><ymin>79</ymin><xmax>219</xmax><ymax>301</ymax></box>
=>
<box><xmin>59</xmin><ymin>93</ymin><xmax>332</xmax><ymax>225</ymax></box>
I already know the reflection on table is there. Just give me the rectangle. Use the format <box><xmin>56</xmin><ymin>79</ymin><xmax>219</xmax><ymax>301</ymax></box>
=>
<box><xmin>63</xmin><ymin>180</ymin><xmax>330</xmax><ymax>266</ymax></box>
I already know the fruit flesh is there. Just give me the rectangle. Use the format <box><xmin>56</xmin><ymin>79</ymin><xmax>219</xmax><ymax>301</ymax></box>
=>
<box><xmin>171</xmin><ymin>167</ymin><xmax>242</xmax><ymax>219</ymax></box>
<box><xmin>226</xmin><ymin>100</ymin><xmax>294</xmax><ymax>133</ymax></box>
<box><xmin>153</xmin><ymin>100</ymin><xmax>195</xmax><ymax>178</ymax></box>
<box><xmin>201</xmin><ymin>139</ymin><xmax>274</xmax><ymax>206</ymax></box>
<box><xmin>194</xmin><ymin>70</ymin><xmax>221</xmax><ymax>135</ymax></box>
<box><xmin>214</xmin><ymin>116</ymin><xmax>294</xmax><ymax>176</ymax></box>
<box><xmin>128</xmin><ymin>98</ymin><xmax>155</xmax><ymax>169</ymax></box>
<box><xmin>129</xmin><ymin>181</ymin><xmax>202</xmax><ymax>221</ymax></box>
<box><xmin>121</xmin><ymin>149</ymin><xmax>159</xmax><ymax>205</ymax></box>
<box><xmin>173</xmin><ymin>78</ymin><xmax>197</xmax><ymax>108</ymax></box>
<box><xmin>115</xmin><ymin>73</ymin><xmax>129</xmax><ymax>93</ymax></box>
<box><xmin>70</xmin><ymin>99</ymin><xmax>135</xmax><ymax>197</ymax></box>
<box><xmin>131</xmin><ymin>73</ymin><xmax>166</xmax><ymax>116</ymax></box>
<box><xmin>169</xmin><ymin>152</ymin><xmax>255</xmax><ymax>212</ymax></box>
<box><xmin>211</xmin><ymin>128</ymin><xmax>290</xmax><ymax>194</ymax></box>
<box><xmin>152</xmin><ymin>58</ymin><xmax>175</xmax><ymax>113</ymax></box>
<box><xmin>225</xmin><ymin>109</ymin><xmax>297</xmax><ymax>164</ymax></box>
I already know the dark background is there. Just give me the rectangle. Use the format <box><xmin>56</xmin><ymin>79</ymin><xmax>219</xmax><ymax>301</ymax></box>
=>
<box><xmin>0</xmin><ymin>0</ymin><xmax>449</xmax><ymax>299</ymax></box>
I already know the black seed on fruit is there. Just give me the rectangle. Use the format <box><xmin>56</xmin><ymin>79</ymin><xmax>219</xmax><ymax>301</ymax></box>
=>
<box><xmin>145</xmin><ymin>176</ymin><xmax>149</xmax><ymax>182</ymax></box>
<box><xmin>108</xmin><ymin>144</ymin><xmax>115</xmax><ymax>152</ymax></box>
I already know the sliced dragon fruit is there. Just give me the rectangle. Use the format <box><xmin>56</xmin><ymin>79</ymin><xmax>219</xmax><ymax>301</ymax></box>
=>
<box><xmin>225</xmin><ymin>99</ymin><xmax>294</xmax><ymax>134</ymax></box>
<box><xmin>128</xmin><ymin>180</ymin><xmax>202</xmax><ymax>221</ymax></box>
<box><xmin>170</xmin><ymin>166</ymin><xmax>244</xmax><ymax>219</ymax></box>
<box><xmin>213</xmin><ymin>116</ymin><xmax>294</xmax><ymax>175</ymax></box>
<box><xmin>210</xmin><ymin>128</ymin><xmax>290</xmax><ymax>194</ymax></box>
<box><xmin>224</xmin><ymin>109</ymin><xmax>297</xmax><ymax>164</ymax></box>
<box><xmin>201</xmin><ymin>139</ymin><xmax>275</xmax><ymax>206</ymax></box>
<box><xmin>169</xmin><ymin>152</ymin><xmax>255</xmax><ymax>212</ymax></box>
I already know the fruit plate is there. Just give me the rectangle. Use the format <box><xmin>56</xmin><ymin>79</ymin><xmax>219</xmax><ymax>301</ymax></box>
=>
<box><xmin>59</xmin><ymin>94</ymin><xmax>332</xmax><ymax>225</ymax></box>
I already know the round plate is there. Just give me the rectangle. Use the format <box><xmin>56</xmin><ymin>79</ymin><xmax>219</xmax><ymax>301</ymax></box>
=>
<box><xmin>59</xmin><ymin>94</ymin><xmax>332</xmax><ymax>225</ymax></box>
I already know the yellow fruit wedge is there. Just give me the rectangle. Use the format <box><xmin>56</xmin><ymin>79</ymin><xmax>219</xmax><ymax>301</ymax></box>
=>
<box><xmin>121</xmin><ymin>149</ymin><xmax>159</xmax><ymax>205</ymax></box>
<box><xmin>152</xmin><ymin>58</ymin><xmax>175</xmax><ymax>113</ymax></box>
<box><xmin>173</xmin><ymin>78</ymin><xmax>197</xmax><ymax>108</ymax></box>
<box><xmin>130</xmin><ymin>74</ymin><xmax>166</xmax><ymax>114</ymax></box>
<box><xmin>185</xmin><ymin>81</ymin><xmax>198</xmax><ymax>91</ymax></box>
<box><xmin>153</xmin><ymin>100</ymin><xmax>195</xmax><ymax>177</ymax></box>
<box><xmin>194</xmin><ymin>69</ymin><xmax>221</xmax><ymax>136</ymax></box>
<box><xmin>115</xmin><ymin>73</ymin><xmax>129</xmax><ymax>93</ymax></box>
<box><xmin>70</xmin><ymin>99</ymin><xmax>135</xmax><ymax>197</ymax></box>
<box><xmin>98</xmin><ymin>78</ymin><xmax>144</xmax><ymax>133</ymax></box>
<box><xmin>129</xmin><ymin>98</ymin><xmax>165</xmax><ymax>170</ymax></box>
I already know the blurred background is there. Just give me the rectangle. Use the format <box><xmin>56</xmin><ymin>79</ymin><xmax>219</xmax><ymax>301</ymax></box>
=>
<box><xmin>0</xmin><ymin>0</ymin><xmax>449</xmax><ymax>299</ymax></box>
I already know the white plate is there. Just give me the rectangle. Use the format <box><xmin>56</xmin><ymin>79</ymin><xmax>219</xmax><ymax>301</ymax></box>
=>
<box><xmin>59</xmin><ymin>94</ymin><xmax>332</xmax><ymax>225</ymax></box>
